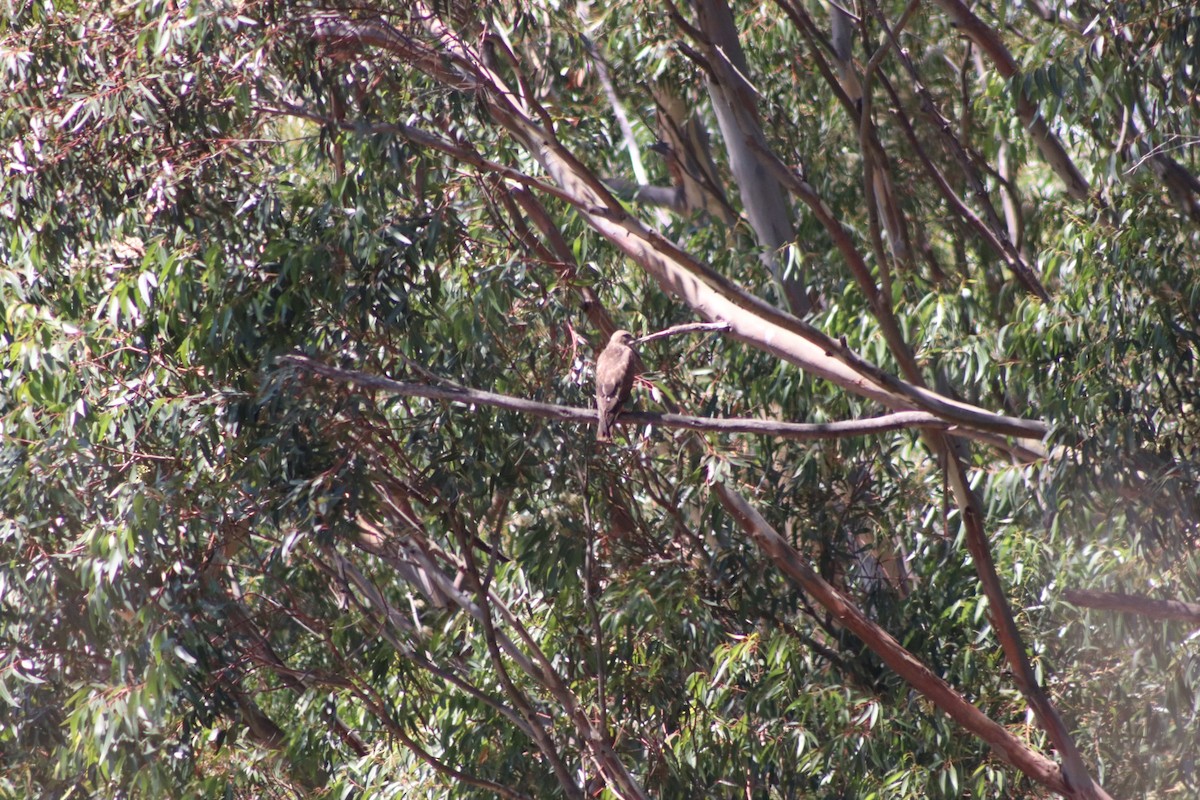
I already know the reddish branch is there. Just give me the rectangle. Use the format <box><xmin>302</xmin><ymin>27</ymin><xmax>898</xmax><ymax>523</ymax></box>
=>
<box><xmin>938</xmin><ymin>438</ymin><xmax>1112</xmax><ymax>800</ymax></box>
<box><xmin>929</xmin><ymin>0</ymin><xmax>1090</xmax><ymax>200</ymax></box>
<box><xmin>755</xmin><ymin>5</ymin><xmax>1098</xmax><ymax>792</ymax></box>
<box><xmin>715</xmin><ymin>485</ymin><xmax>1073</xmax><ymax>794</ymax></box>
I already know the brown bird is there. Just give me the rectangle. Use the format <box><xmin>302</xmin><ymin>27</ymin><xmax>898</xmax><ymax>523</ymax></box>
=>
<box><xmin>594</xmin><ymin>330</ymin><xmax>638</xmax><ymax>441</ymax></box>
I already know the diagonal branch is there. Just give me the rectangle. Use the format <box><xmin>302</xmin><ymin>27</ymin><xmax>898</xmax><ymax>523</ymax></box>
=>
<box><xmin>929</xmin><ymin>0</ymin><xmax>1090</xmax><ymax>200</ymax></box>
<box><xmin>319</xmin><ymin>533</ymin><xmax>584</xmax><ymax>795</ymax></box>
<box><xmin>276</xmin><ymin>25</ymin><xmax>1051</xmax><ymax>452</ymax></box>
<box><xmin>678</xmin><ymin>0</ymin><xmax>811</xmax><ymax>315</ymax></box>
<box><xmin>875</xmin><ymin>73</ymin><xmax>1050</xmax><ymax>300</ymax></box>
<box><xmin>938</xmin><ymin>436</ymin><xmax>1113</xmax><ymax>800</ymax></box>
<box><xmin>448</xmin><ymin>510</ymin><xmax>649</xmax><ymax>800</ymax></box>
<box><xmin>714</xmin><ymin>484</ymin><xmax>1073</xmax><ymax>794</ymax></box>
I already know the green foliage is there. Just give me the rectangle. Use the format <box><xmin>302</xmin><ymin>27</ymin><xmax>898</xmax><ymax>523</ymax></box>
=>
<box><xmin>3</xmin><ymin>0</ymin><xmax>1199</xmax><ymax>798</ymax></box>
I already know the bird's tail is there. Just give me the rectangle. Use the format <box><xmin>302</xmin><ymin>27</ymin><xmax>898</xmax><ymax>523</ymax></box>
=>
<box><xmin>596</xmin><ymin>410</ymin><xmax>612</xmax><ymax>441</ymax></box>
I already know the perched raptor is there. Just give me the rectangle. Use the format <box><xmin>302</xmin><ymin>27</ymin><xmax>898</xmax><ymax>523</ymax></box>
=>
<box><xmin>594</xmin><ymin>330</ymin><xmax>638</xmax><ymax>441</ymax></box>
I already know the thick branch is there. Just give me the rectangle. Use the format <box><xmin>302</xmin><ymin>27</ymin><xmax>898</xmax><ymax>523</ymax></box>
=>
<box><xmin>281</xmin><ymin>24</ymin><xmax>1052</xmax><ymax>453</ymax></box>
<box><xmin>939</xmin><ymin>437</ymin><xmax>1112</xmax><ymax>800</ymax></box>
<box><xmin>714</xmin><ymin>484</ymin><xmax>1072</xmax><ymax>794</ymax></box>
<box><xmin>684</xmin><ymin>0</ymin><xmax>811</xmax><ymax>315</ymax></box>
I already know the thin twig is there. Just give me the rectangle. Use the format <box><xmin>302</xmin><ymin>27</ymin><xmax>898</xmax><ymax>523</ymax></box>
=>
<box><xmin>636</xmin><ymin>321</ymin><xmax>730</xmax><ymax>344</ymax></box>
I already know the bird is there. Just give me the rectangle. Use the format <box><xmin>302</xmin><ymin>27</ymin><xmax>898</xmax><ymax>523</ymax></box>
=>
<box><xmin>594</xmin><ymin>330</ymin><xmax>638</xmax><ymax>441</ymax></box>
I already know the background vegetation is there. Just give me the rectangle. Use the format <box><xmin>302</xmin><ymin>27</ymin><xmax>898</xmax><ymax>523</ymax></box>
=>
<box><xmin>2</xmin><ymin>0</ymin><xmax>1198</xmax><ymax>797</ymax></box>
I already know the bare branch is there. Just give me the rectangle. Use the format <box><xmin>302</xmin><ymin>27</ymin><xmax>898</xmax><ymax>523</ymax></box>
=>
<box><xmin>714</xmin><ymin>484</ymin><xmax>1073</xmax><ymax>795</ymax></box>
<box><xmin>449</xmin><ymin>510</ymin><xmax>649</xmax><ymax>800</ymax></box>
<box><xmin>224</xmin><ymin>601</ymin><xmax>370</xmax><ymax>757</ymax></box>
<box><xmin>449</xmin><ymin>524</ymin><xmax>587</xmax><ymax>800</ymax></box>
<box><xmin>682</xmin><ymin>0</ymin><xmax>811</xmax><ymax>315</ymax></box>
<box><xmin>504</xmin><ymin>186</ymin><xmax>621</xmax><ymax>336</ymax></box>
<box><xmin>581</xmin><ymin>34</ymin><xmax>650</xmax><ymax>188</ymax></box>
<box><xmin>280</xmin><ymin>354</ymin><xmax>955</xmax><ymax>442</ymax></box>
<box><xmin>387</xmin><ymin>719</ymin><xmax>535</xmax><ymax>800</ymax></box>
<box><xmin>938</xmin><ymin>437</ymin><xmax>1113</xmax><ymax>800</ymax></box>
<box><xmin>255</xmin><ymin>102</ymin><xmax>592</xmax><ymax>213</ymax></box>
<box><xmin>874</xmin><ymin>74</ymin><xmax>1050</xmax><ymax>299</ymax></box>
<box><xmin>1063</xmin><ymin>589</ymin><xmax>1200</xmax><ymax>624</ymax></box>
<box><xmin>636</xmin><ymin>321</ymin><xmax>730</xmax><ymax>344</ymax></box>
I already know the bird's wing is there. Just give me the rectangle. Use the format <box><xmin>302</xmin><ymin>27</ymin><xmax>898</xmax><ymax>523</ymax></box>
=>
<box><xmin>596</xmin><ymin>351</ymin><xmax>629</xmax><ymax>401</ymax></box>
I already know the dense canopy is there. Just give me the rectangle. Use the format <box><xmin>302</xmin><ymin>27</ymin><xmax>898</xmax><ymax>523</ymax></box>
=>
<box><xmin>2</xmin><ymin>1</ymin><xmax>1199</xmax><ymax>798</ymax></box>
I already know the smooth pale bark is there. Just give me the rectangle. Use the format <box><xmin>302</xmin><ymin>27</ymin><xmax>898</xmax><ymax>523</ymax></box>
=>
<box><xmin>689</xmin><ymin>0</ymin><xmax>811</xmax><ymax>315</ymax></box>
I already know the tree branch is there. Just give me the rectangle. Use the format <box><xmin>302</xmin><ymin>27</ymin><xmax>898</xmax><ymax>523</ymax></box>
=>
<box><xmin>280</xmin><ymin>354</ymin><xmax>954</xmax><ymax>441</ymax></box>
<box><xmin>938</xmin><ymin>436</ymin><xmax>1112</xmax><ymax>800</ymax></box>
<box><xmin>683</xmin><ymin>0</ymin><xmax>811</xmax><ymax>315</ymax></box>
<box><xmin>282</xmin><ymin>22</ymin><xmax>1053</xmax><ymax>453</ymax></box>
<box><xmin>1063</xmin><ymin>589</ymin><xmax>1200</xmax><ymax>624</ymax></box>
<box><xmin>450</xmin><ymin>524</ymin><xmax>587</xmax><ymax>800</ymax></box>
<box><xmin>636</xmin><ymin>321</ymin><xmax>730</xmax><ymax>344</ymax></box>
<box><xmin>713</xmin><ymin>484</ymin><xmax>1073</xmax><ymax>794</ymax></box>
<box><xmin>449</xmin><ymin>510</ymin><xmax>648</xmax><ymax>800</ymax></box>
<box><xmin>929</xmin><ymin>0</ymin><xmax>1090</xmax><ymax>200</ymax></box>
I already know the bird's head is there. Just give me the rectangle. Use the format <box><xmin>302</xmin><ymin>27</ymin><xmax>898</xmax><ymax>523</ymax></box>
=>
<box><xmin>610</xmin><ymin>330</ymin><xmax>637</xmax><ymax>348</ymax></box>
